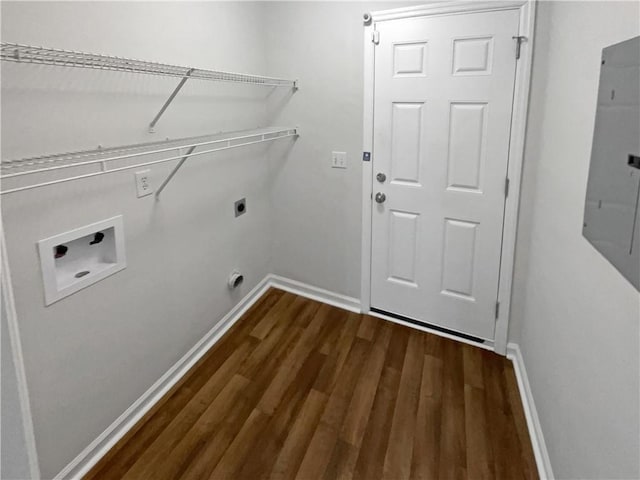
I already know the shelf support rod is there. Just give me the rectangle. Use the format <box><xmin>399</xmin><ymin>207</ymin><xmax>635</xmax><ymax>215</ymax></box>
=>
<box><xmin>148</xmin><ymin>68</ymin><xmax>195</xmax><ymax>133</ymax></box>
<box><xmin>155</xmin><ymin>145</ymin><xmax>197</xmax><ymax>197</ymax></box>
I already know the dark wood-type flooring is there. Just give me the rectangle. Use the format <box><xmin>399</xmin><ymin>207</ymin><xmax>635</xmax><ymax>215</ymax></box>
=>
<box><xmin>86</xmin><ymin>288</ymin><xmax>538</xmax><ymax>480</ymax></box>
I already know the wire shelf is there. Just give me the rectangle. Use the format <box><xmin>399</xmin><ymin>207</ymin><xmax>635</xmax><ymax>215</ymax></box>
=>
<box><xmin>1</xmin><ymin>127</ymin><xmax>298</xmax><ymax>195</ymax></box>
<box><xmin>1</xmin><ymin>43</ymin><xmax>296</xmax><ymax>87</ymax></box>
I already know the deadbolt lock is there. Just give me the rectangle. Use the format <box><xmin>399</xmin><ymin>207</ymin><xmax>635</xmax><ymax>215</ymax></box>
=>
<box><xmin>376</xmin><ymin>172</ymin><xmax>386</xmax><ymax>183</ymax></box>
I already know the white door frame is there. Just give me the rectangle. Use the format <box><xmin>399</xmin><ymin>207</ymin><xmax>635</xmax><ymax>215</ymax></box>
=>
<box><xmin>360</xmin><ymin>0</ymin><xmax>536</xmax><ymax>355</ymax></box>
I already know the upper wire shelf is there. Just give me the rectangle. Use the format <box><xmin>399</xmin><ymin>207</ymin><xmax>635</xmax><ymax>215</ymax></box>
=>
<box><xmin>0</xmin><ymin>43</ymin><xmax>296</xmax><ymax>87</ymax></box>
<box><xmin>1</xmin><ymin>127</ymin><xmax>298</xmax><ymax>195</ymax></box>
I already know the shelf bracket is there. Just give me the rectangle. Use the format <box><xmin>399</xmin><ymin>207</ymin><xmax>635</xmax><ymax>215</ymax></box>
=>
<box><xmin>148</xmin><ymin>68</ymin><xmax>195</xmax><ymax>133</ymax></box>
<box><xmin>155</xmin><ymin>145</ymin><xmax>197</xmax><ymax>197</ymax></box>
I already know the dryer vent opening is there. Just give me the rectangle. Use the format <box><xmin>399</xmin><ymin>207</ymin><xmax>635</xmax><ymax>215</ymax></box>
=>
<box><xmin>228</xmin><ymin>271</ymin><xmax>244</xmax><ymax>289</ymax></box>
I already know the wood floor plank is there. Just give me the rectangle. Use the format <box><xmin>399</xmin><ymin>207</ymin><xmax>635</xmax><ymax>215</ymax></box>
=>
<box><xmin>410</xmin><ymin>353</ymin><xmax>443</xmax><ymax>480</ymax></box>
<box><xmin>463</xmin><ymin>343</ymin><xmax>485</xmax><ymax>389</ymax></box>
<box><xmin>250</xmin><ymin>291</ymin><xmax>298</xmax><ymax>340</ymax></box>
<box><xmin>352</xmin><ymin>365</ymin><xmax>400</xmax><ymax>480</ymax></box>
<box><xmin>177</xmin><ymin>307</ymin><xmax>313</xmax><ymax>480</ymax></box>
<box><xmin>464</xmin><ymin>384</ymin><xmax>494</xmax><ymax>479</ymax></box>
<box><xmin>270</xmin><ymin>389</ymin><xmax>328</xmax><ymax>480</ymax></box>
<box><xmin>178</xmin><ymin>375</ymin><xmax>267</xmax><ymax>479</ymax></box>
<box><xmin>120</xmin><ymin>337</ymin><xmax>258</xmax><ymax>479</ymax></box>
<box><xmin>257</xmin><ymin>302</ymin><xmax>327</xmax><ymax>415</ymax></box>
<box><xmin>355</xmin><ymin>314</ymin><xmax>377</xmax><ymax>341</ymax></box>
<box><xmin>319</xmin><ymin>338</ymin><xmax>370</xmax><ymax>430</ymax></box>
<box><xmin>207</xmin><ymin>407</ymin><xmax>271</xmax><ymax>480</ymax></box>
<box><xmin>340</xmin><ymin>323</ymin><xmax>392</xmax><ymax>448</ymax></box>
<box><xmin>323</xmin><ymin>438</ymin><xmax>359</xmax><ymax>480</ymax></box>
<box><xmin>157</xmin><ymin>374</ymin><xmax>251</xmax><ymax>479</ymax></box>
<box><xmin>85</xmin><ymin>289</ymin><xmax>539</xmax><ymax>480</ymax></box>
<box><xmin>383</xmin><ymin>329</ymin><xmax>425</xmax><ymax>480</ymax></box>
<box><xmin>294</xmin><ymin>421</ymin><xmax>337</xmax><ymax>480</ymax></box>
<box><xmin>239</xmin><ymin>296</ymin><xmax>315</xmax><ymax>380</ymax></box>
<box><xmin>296</xmin><ymin>337</ymin><xmax>369</xmax><ymax>479</ymax></box>
<box><xmin>236</xmin><ymin>350</ymin><xmax>327</xmax><ymax>479</ymax></box>
<box><xmin>438</xmin><ymin>338</ymin><xmax>468</xmax><ymax>480</ymax></box>
<box><xmin>313</xmin><ymin>312</ymin><xmax>360</xmax><ymax>394</ymax></box>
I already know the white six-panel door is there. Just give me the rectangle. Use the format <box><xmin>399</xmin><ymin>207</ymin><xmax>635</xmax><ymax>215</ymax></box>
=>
<box><xmin>370</xmin><ymin>9</ymin><xmax>520</xmax><ymax>340</ymax></box>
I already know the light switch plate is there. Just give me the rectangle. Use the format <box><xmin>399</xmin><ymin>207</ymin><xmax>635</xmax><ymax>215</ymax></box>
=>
<box><xmin>331</xmin><ymin>151</ymin><xmax>347</xmax><ymax>169</ymax></box>
<box><xmin>135</xmin><ymin>170</ymin><xmax>153</xmax><ymax>197</ymax></box>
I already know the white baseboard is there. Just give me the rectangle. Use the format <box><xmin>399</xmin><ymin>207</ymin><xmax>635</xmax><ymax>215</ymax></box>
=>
<box><xmin>267</xmin><ymin>274</ymin><xmax>361</xmax><ymax>313</ymax></box>
<box><xmin>507</xmin><ymin>342</ymin><xmax>554</xmax><ymax>480</ymax></box>
<box><xmin>55</xmin><ymin>275</ymin><xmax>272</xmax><ymax>480</ymax></box>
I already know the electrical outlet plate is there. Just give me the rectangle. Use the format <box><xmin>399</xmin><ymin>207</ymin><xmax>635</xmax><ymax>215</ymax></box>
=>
<box><xmin>135</xmin><ymin>170</ymin><xmax>153</xmax><ymax>197</ymax></box>
<box><xmin>331</xmin><ymin>151</ymin><xmax>347</xmax><ymax>169</ymax></box>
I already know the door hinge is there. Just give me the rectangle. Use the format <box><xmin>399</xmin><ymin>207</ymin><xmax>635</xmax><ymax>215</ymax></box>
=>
<box><xmin>372</xmin><ymin>30</ymin><xmax>380</xmax><ymax>45</ymax></box>
<box><xmin>505</xmin><ymin>177</ymin><xmax>510</xmax><ymax>197</ymax></box>
<box><xmin>495</xmin><ymin>301</ymin><xmax>500</xmax><ymax>320</ymax></box>
<box><xmin>512</xmin><ymin>36</ymin><xmax>526</xmax><ymax>60</ymax></box>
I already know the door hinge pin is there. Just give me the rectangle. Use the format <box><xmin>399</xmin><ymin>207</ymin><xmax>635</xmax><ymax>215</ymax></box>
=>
<box><xmin>512</xmin><ymin>36</ymin><xmax>526</xmax><ymax>60</ymax></box>
<box><xmin>495</xmin><ymin>301</ymin><xmax>500</xmax><ymax>319</ymax></box>
<box><xmin>372</xmin><ymin>30</ymin><xmax>380</xmax><ymax>45</ymax></box>
<box><xmin>505</xmin><ymin>177</ymin><xmax>510</xmax><ymax>197</ymax></box>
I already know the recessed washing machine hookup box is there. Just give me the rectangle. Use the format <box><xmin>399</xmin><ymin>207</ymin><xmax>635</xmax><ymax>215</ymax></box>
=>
<box><xmin>37</xmin><ymin>215</ymin><xmax>126</xmax><ymax>305</ymax></box>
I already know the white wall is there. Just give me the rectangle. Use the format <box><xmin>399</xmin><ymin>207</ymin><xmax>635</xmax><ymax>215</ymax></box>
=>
<box><xmin>510</xmin><ymin>2</ymin><xmax>640</xmax><ymax>478</ymax></box>
<box><xmin>265</xmin><ymin>1</ymin><xmax>420</xmax><ymax>299</ymax></box>
<box><xmin>1</xmin><ymin>2</ymin><xmax>281</xmax><ymax>477</ymax></box>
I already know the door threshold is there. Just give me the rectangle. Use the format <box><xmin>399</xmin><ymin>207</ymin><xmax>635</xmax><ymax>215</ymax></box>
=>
<box><xmin>369</xmin><ymin>307</ymin><xmax>486</xmax><ymax>344</ymax></box>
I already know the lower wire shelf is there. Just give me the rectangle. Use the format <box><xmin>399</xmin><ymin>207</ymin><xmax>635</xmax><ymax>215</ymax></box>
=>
<box><xmin>0</xmin><ymin>127</ymin><xmax>298</xmax><ymax>195</ymax></box>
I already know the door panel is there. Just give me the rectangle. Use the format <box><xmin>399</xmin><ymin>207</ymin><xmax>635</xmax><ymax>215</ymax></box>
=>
<box><xmin>447</xmin><ymin>102</ymin><xmax>487</xmax><ymax>192</ymax></box>
<box><xmin>370</xmin><ymin>9</ymin><xmax>519</xmax><ymax>340</ymax></box>
<box><xmin>388</xmin><ymin>210</ymin><xmax>420</xmax><ymax>286</ymax></box>
<box><xmin>441</xmin><ymin>218</ymin><xmax>479</xmax><ymax>299</ymax></box>
<box><xmin>391</xmin><ymin>102</ymin><xmax>425</xmax><ymax>183</ymax></box>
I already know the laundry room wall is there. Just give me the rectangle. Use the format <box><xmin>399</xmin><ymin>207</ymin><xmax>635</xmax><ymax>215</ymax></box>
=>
<box><xmin>1</xmin><ymin>2</ymin><xmax>283</xmax><ymax>477</ymax></box>
<box><xmin>510</xmin><ymin>1</ymin><xmax>640</xmax><ymax>478</ymax></box>
<box><xmin>265</xmin><ymin>1</ymin><xmax>421</xmax><ymax>300</ymax></box>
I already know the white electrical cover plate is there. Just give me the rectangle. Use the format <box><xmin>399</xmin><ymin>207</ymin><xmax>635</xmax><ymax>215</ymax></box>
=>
<box><xmin>331</xmin><ymin>151</ymin><xmax>347</xmax><ymax>169</ymax></box>
<box><xmin>37</xmin><ymin>216</ymin><xmax>126</xmax><ymax>305</ymax></box>
<box><xmin>135</xmin><ymin>169</ymin><xmax>153</xmax><ymax>197</ymax></box>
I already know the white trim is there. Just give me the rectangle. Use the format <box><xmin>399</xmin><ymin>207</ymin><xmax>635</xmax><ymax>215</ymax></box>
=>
<box><xmin>361</xmin><ymin>0</ymin><xmax>536</xmax><ymax>356</ymax></box>
<box><xmin>493</xmin><ymin>0</ymin><xmax>536</xmax><ymax>355</ymax></box>
<box><xmin>372</xmin><ymin>1</ymin><xmax>526</xmax><ymax>22</ymax></box>
<box><xmin>54</xmin><ymin>275</ymin><xmax>272</xmax><ymax>480</ymax></box>
<box><xmin>268</xmin><ymin>274</ymin><xmax>361</xmax><ymax>314</ymax></box>
<box><xmin>1</xmin><ymin>220</ymin><xmax>41</xmax><ymax>479</ymax></box>
<box><xmin>360</xmin><ymin>20</ymin><xmax>375</xmax><ymax>314</ymax></box>
<box><xmin>507</xmin><ymin>342</ymin><xmax>554</xmax><ymax>480</ymax></box>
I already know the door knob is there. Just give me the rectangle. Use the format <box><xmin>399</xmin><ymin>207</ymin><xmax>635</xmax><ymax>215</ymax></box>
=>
<box><xmin>376</xmin><ymin>172</ymin><xmax>387</xmax><ymax>183</ymax></box>
<box><xmin>375</xmin><ymin>192</ymin><xmax>386</xmax><ymax>204</ymax></box>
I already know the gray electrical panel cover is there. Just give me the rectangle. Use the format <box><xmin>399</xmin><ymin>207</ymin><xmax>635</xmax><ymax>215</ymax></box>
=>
<box><xmin>583</xmin><ymin>36</ymin><xmax>640</xmax><ymax>290</ymax></box>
